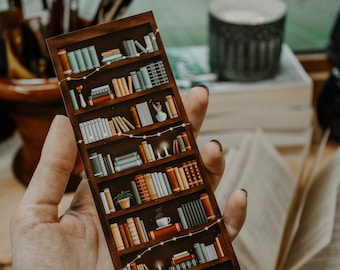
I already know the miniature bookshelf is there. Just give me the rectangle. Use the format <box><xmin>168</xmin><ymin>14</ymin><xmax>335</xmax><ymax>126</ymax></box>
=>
<box><xmin>46</xmin><ymin>11</ymin><xmax>240</xmax><ymax>270</ymax></box>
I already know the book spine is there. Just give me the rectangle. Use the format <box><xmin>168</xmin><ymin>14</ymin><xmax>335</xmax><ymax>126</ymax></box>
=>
<box><xmin>114</xmin><ymin>157</ymin><xmax>142</xmax><ymax>172</ymax></box>
<box><xmin>87</xmin><ymin>45</ymin><xmax>100</xmax><ymax>68</ymax></box>
<box><xmin>74</xmin><ymin>49</ymin><xmax>86</xmax><ymax>72</ymax></box>
<box><xmin>148</xmin><ymin>222</ymin><xmax>182</xmax><ymax>240</ymax></box>
<box><xmin>57</xmin><ymin>48</ymin><xmax>72</xmax><ymax>75</ymax></box>
<box><xmin>110</xmin><ymin>223</ymin><xmax>125</xmax><ymax>251</ymax></box>
<box><xmin>165</xmin><ymin>166</ymin><xmax>181</xmax><ymax>192</ymax></box>
<box><xmin>143</xmin><ymin>173</ymin><xmax>158</xmax><ymax>200</ymax></box>
<box><xmin>200</xmin><ymin>193</ymin><xmax>216</xmax><ymax>221</ymax></box>
<box><xmin>166</xmin><ymin>95</ymin><xmax>178</xmax><ymax>118</ymax></box>
<box><xmin>69</xmin><ymin>89</ymin><xmax>79</xmax><ymax>110</ymax></box>
<box><xmin>104</xmin><ymin>188</ymin><xmax>116</xmax><ymax>213</ymax></box>
<box><xmin>130</xmin><ymin>105</ymin><xmax>142</xmax><ymax>128</ymax></box>
<box><xmin>130</xmin><ymin>180</ymin><xmax>142</xmax><ymax>204</ymax></box>
<box><xmin>67</xmin><ymin>51</ymin><xmax>80</xmax><ymax>74</ymax></box>
<box><xmin>81</xmin><ymin>47</ymin><xmax>93</xmax><ymax>70</ymax></box>
<box><xmin>177</xmin><ymin>207</ymin><xmax>189</xmax><ymax>230</ymax></box>
<box><xmin>118</xmin><ymin>224</ymin><xmax>130</xmax><ymax>249</ymax></box>
<box><xmin>100</xmin><ymin>191</ymin><xmax>110</xmax><ymax>214</ymax></box>
<box><xmin>126</xmin><ymin>217</ymin><xmax>141</xmax><ymax>245</ymax></box>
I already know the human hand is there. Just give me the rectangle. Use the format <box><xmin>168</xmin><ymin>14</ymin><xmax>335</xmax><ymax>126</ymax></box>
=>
<box><xmin>10</xmin><ymin>85</ymin><xmax>247</xmax><ymax>270</ymax></box>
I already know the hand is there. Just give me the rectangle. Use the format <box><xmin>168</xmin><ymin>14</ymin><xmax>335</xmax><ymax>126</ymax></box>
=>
<box><xmin>10</xmin><ymin>86</ymin><xmax>247</xmax><ymax>270</ymax></box>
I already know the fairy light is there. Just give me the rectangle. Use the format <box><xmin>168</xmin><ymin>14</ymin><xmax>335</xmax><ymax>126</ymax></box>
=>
<box><xmin>118</xmin><ymin>218</ymin><xmax>224</xmax><ymax>270</ymax></box>
<box><xmin>58</xmin><ymin>29</ymin><xmax>160</xmax><ymax>85</ymax></box>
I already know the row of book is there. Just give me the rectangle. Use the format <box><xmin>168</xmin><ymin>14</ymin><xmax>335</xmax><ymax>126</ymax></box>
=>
<box><xmin>78</xmin><ymin>96</ymin><xmax>178</xmax><ymax>144</ymax></box>
<box><xmin>110</xmin><ymin>217</ymin><xmax>183</xmax><ymax>251</ymax></box>
<box><xmin>167</xmin><ymin>236</ymin><xmax>224</xmax><ymax>270</ymax></box>
<box><xmin>123</xmin><ymin>263</ymin><xmax>149</xmax><ymax>270</ymax></box>
<box><xmin>58</xmin><ymin>45</ymin><xmax>100</xmax><ymax>75</ymax></box>
<box><xmin>122</xmin><ymin>32</ymin><xmax>159</xmax><ymax>57</ymax></box>
<box><xmin>79</xmin><ymin>116</ymin><xmax>136</xmax><ymax>144</ymax></box>
<box><xmin>100</xmin><ymin>159</ymin><xmax>205</xmax><ymax>214</ymax></box>
<box><xmin>109</xmin><ymin>194</ymin><xmax>216</xmax><ymax>252</ymax></box>
<box><xmin>177</xmin><ymin>193</ymin><xmax>215</xmax><ymax>230</ymax></box>
<box><xmin>89</xmin><ymin>150</ymin><xmax>143</xmax><ymax>178</ymax></box>
<box><xmin>89</xmin><ymin>131</ymin><xmax>192</xmax><ymax>178</ymax></box>
<box><xmin>112</xmin><ymin>60</ymin><xmax>168</xmax><ymax>97</ymax></box>
<box><xmin>58</xmin><ymin>31</ymin><xmax>159</xmax><ymax>76</ymax></box>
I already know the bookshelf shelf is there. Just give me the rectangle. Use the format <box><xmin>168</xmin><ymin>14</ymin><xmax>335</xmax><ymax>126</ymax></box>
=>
<box><xmin>47</xmin><ymin>11</ymin><xmax>239</xmax><ymax>270</ymax></box>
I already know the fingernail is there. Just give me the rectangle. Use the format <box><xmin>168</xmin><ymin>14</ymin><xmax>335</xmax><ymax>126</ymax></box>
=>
<box><xmin>240</xmin><ymin>189</ymin><xmax>248</xmax><ymax>198</ymax></box>
<box><xmin>210</xmin><ymin>139</ymin><xmax>223</xmax><ymax>152</ymax></box>
<box><xmin>197</xmin><ymin>84</ymin><xmax>209</xmax><ymax>96</ymax></box>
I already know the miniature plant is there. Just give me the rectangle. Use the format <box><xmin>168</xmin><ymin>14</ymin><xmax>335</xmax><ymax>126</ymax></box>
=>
<box><xmin>113</xmin><ymin>190</ymin><xmax>134</xmax><ymax>205</ymax></box>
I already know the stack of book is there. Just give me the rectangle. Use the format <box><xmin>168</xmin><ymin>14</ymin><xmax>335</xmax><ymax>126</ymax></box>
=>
<box><xmin>167</xmin><ymin>44</ymin><xmax>313</xmax><ymax>148</ymax></box>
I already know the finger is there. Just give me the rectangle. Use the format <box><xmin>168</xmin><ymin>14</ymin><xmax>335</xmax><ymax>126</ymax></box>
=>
<box><xmin>200</xmin><ymin>140</ymin><xmax>225</xmax><ymax>191</ymax></box>
<box><xmin>223</xmin><ymin>189</ymin><xmax>247</xmax><ymax>241</ymax></box>
<box><xmin>21</xmin><ymin>115</ymin><xmax>77</xmax><ymax>212</ymax></box>
<box><xmin>183</xmin><ymin>85</ymin><xmax>209</xmax><ymax>138</ymax></box>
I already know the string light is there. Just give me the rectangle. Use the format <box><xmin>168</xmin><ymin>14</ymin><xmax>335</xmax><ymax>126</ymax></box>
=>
<box><xmin>58</xmin><ymin>29</ymin><xmax>160</xmax><ymax>85</ymax></box>
<box><xmin>118</xmin><ymin>218</ymin><xmax>223</xmax><ymax>270</ymax></box>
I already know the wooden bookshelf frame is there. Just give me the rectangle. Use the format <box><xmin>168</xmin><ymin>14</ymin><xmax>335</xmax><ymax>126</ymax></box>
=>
<box><xmin>46</xmin><ymin>11</ymin><xmax>240</xmax><ymax>270</ymax></box>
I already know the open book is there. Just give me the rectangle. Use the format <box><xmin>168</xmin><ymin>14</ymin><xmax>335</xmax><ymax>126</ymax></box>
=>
<box><xmin>214</xmin><ymin>129</ymin><xmax>340</xmax><ymax>270</ymax></box>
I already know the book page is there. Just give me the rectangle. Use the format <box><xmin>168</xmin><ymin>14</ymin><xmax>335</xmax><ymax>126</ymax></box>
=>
<box><xmin>283</xmin><ymin>146</ymin><xmax>340</xmax><ymax>270</ymax></box>
<box><xmin>215</xmin><ymin>130</ymin><xmax>299</xmax><ymax>270</ymax></box>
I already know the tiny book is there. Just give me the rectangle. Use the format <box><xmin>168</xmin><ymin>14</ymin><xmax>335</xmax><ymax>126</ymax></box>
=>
<box><xmin>46</xmin><ymin>11</ymin><xmax>239</xmax><ymax>270</ymax></box>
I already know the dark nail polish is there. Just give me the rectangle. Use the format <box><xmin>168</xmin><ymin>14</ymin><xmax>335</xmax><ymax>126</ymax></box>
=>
<box><xmin>240</xmin><ymin>189</ymin><xmax>248</xmax><ymax>198</ymax></box>
<box><xmin>210</xmin><ymin>139</ymin><xmax>223</xmax><ymax>152</ymax></box>
<box><xmin>197</xmin><ymin>84</ymin><xmax>209</xmax><ymax>95</ymax></box>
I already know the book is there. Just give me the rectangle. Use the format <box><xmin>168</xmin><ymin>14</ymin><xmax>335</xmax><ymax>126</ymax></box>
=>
<box><xmin>167</xmin><ymin>44</ymin><xmax>313</xmax><ymax>145</ymax></box>
<box><xmin>214</xmin><ymin>128</ymin><xmax>340</xmax><ymax>270</ymax></box>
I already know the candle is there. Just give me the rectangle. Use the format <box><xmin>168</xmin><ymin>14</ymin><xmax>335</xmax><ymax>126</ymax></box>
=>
<box><xmin>157</xmin><ymin>263</ymin><xmax>162</xmax><ymax>270</ymax></box>
<box><xmin>163</xmin><ymin>145</ymin><xmax>170</xmax><ymax>157</ymax></box>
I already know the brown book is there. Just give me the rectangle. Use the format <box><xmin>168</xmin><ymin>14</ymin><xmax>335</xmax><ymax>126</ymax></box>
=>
<box><xmin>181</xmin><ymin>131</ymin><xmax>191</xmax><ymax>150</ymax></box>
<box><xmin>127</xmin><ymin>217</ymin><xmax>141</xmax><ymax>245</ymax></box>
<box><xmin>186</xmin><ymin>160</ymin><xmax>199</xmax><ymax>186</ymax></box>
<box><xmin>134</xmin><ymin>174</ymin><xmax>151</xmax><ymax>202</ymax></box>
<box><xmin>108</xmin><ymin>120</ymin><xmax>117</xmax><ymax>135</ymax></box>
<box><xmin>110</xmin><ymin>223</ymin><xmax>125</xmax><ymax>251</ymax></box>
<box><xmin>182</xmin><ymin>162</ymin><xmax>194</xmax><ymax>188</ymax></box>
<box><xmin>137</xmin><ymin>144</ymin><xmax>148</xmax><ymax>164</ymax></box>
<box><xmin>173</xmin><ymin>166</ymin><xmax>185</xmax><ymax>191</ymax></box>
<box><xmin>122</xmin><ymin>116</ymin><xmax>135</xmax><ymax>130</ymax></box>
<box><xmin>120</xmin><ymin>77</ymin><xmax>130</xmax><ymax>96</ymax></box>
<box><xmin>130</xmin><ymin>105</ymin><xmax>141</xmax><ymax>128</ymax></box>
<box><xmin>117</xmin><ymin>77</ymin><xmax>126</xmax><ymax>96</ymax></box>
<box><xmin>200</xmin><ymin>193</ymin><xmax>216</xmax><ymax>221</ymax></box>
<box><xmin>217</xmin><ymin>233</ymin><xmax>227</xmax><ymax>258</ymax></box>
<box><xmin>89</xmin><ymin>94</ymin><xmax>112</xmax><ymax>106</ymax></box>
<box><xmin>134</xmin><ymin>216</ymin><xmax>147</xmax><ymax>243</ymax></box>
<box><xmin>127</xmin><ymin>75</ymin><xmax>133</xmax><ymax>94</ymax></box>
<box><xmin>165</xmin><ymin>166</ymin><xmax>181</xmax><ymax>192</ymax></box>
<box><xmin>192</xmin><ymin>160</ymin><xmax>203</xmax><ymax>185</ymax></box>
<box><xmin>143</xmin><ymin>173</ymin><xmax>158</xmax><ymax>200</ymax></box>
<box><xmin>111</xmin><ymin>78</ymin><xmax>122</xmax><ymax>98</ymax></box>
<box><xmin>179</xmin><ymin>167</ymin><xmax>189</xmax><ymax>190</ymax></box>
<box><xmin>57</xmin><ymin>48</ymin><xmax>72</xmax><ymax>75</ymax></box>
<box><xmin>166</xmin><ymin>95</ymin><xmax>178</xmax><ymax>118</ymax></box>
<box><xmin>148</xmin><ymin>222</ymin><xmax>183</xmax><ymax>240</ymax></box>
<box><xmin>172</xmin><ymin>253</ymin><xmax>195</xmax><ymax>265</ymax></box>
<box><xmin>141</xmin><ymin>141</ymin><xmax>153</xmax><ymax>162</ymax></box>
<box><xmin>119</xmin><ymin>223</ymin><xmax>130</xmax><ymax>249</ymax></box>
<box><xmin>123</xmin><ymin>222</ymin><xmax>134</xmax><ymax>247</ymax></box>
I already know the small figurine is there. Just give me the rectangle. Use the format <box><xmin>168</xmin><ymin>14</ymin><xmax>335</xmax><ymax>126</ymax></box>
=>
<box><xmin>152</xmin><ymin>101</ymin><xmax>167</xmax><ymax>122</ymax></box>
